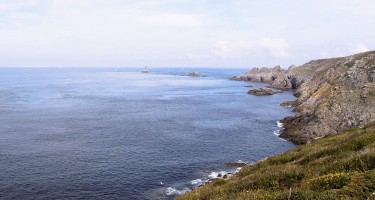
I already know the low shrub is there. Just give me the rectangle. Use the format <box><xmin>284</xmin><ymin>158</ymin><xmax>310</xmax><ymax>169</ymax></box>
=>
<box><xmin>303</xmin><ymin>173</ymin><xmax>351</xmax><ymax>191</ymax></box>
<box><xmin>212</xmin><ymin>178</ymin><xmax>227</xmax><ymax>186</ymax></box>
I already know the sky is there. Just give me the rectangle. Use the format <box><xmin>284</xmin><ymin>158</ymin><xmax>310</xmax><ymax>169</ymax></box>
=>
<box><xmin>0</xmin><ymin>0</ymin><xmax>374</xmax><ymax>68</ymax></box>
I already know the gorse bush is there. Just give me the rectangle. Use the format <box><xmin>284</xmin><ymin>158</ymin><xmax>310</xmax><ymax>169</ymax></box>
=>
<box><xmin>178</xmin><ymin>122</ymin><xmax>375</xmax><ymax>200</ymax></box>
<box><xmin>303</xmin><ymin>173</ymin><xmax>351</xmax><ymax>191</ymax></box>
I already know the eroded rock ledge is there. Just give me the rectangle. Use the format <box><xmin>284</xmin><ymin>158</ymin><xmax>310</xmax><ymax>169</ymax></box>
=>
<box><xmin>241</xmin><ymin>51</ymin><xmax>375</xmax><ymax>144</ymax></box>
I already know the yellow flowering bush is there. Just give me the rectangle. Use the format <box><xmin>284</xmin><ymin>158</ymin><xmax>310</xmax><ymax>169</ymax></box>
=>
<box><xmin>305</xmin><ymin>173</ymin><xmax>351</xmax><ymax>191</ymax></box>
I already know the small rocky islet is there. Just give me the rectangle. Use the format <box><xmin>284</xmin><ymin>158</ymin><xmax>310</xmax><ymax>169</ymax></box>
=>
<box><xmin>247</xmin><ymin>87</ymin><xmax>275</xmax><ymax>96</ymax></box>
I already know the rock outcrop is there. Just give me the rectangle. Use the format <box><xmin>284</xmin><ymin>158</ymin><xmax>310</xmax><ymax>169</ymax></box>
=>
<box><xmin>247</xmin><ymin>88</ymin><xmax>275</xmax><ymax>96</ymax></box>
<box><xmin>239</xmin><ymin>65</ymin><xmax>308</xmax><ymax>90</ymax></box>
<box><xmin>244</xmin><ymin>51</ymin><xmax>375</xmax><ymax>144</ymax></box>
<box><xmin>244</xmin><ymin>65</ymin><xmax>290</xmax><ymax>88</ymax></box>
<box><xmin>188</xmin><ymin>72</ymin><xmax>202</xmax><ymax>77</ymax></box>
<box><xmin>187</xmin><ymin>72</ymin><xmax>207</xmax><ymax>77</ymax></box>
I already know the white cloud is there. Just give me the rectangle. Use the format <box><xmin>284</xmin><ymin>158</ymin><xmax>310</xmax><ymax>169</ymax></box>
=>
<box><xmin>259</xmin><ymin>38</ymin><xmax>289</xmax><ymax>58</ymax></box>
<box><xmin>318</xmin><ymin>43</ymin><xmax>369</xmax><ymax>60</ymax></box>
<box><xmin>213</xmin><ymin>38</ymin><xmax>289</xmax><ymax>59</ymax></box>
<box><xmin>0</xmin><ymin>3</ymin><xmax>13</xmax><ymax>10</ymax></box>
<box><xmin>0</xmin><ymin>0</ymin><xmax>38</xmax><ymax>10</ymax></box>
<box><xmin>0</xmin><ymin>1</ymin><xmax>209</xmax><ymax>63</ymax></box>
<box><xmin>319</xmin><ymin>50</ymin><xmax>345</xmax><ymax>59</ymax></box>
<box><xmin>349</xmin><ymin>43</ymin><xmax>369</xmax><ymax>54</ymax></box>
<box><xmin>213</xmin><ymin>41</ymin><xmax>244</xmax><ymax>58</ymax></box>
<box><xmin>136</xmin><ymin>12</ymin><xmax>206</xmax><ymax>28</ymax></box>
<box><xmin>0</xmin><ymin>0</ymin><xmax>375</xmax><ymax>67</ymax></box>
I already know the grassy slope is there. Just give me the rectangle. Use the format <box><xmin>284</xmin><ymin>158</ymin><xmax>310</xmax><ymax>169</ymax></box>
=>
<box><xmin>178</xmin><ymin>122</ymin><xmax>375</xmax><ymax>200</ymax></box>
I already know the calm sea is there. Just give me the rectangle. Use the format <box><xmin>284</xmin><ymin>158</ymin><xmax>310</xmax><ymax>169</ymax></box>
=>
<box><xmin>0</xmin><ymin>68</ymin><xmax>295</xmax><ymax>199</ymax></box>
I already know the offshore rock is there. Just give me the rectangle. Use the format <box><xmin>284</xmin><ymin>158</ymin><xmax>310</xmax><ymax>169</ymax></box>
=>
<box><xmin>247</xmin><ymin>88</ymin><xmax>275</xmax><ymax>96</ymax></box>
<box><xmin>188</xmin><ymin>72</ymin><xmax>202</xmax><ymax>77</ymax></box>
<box><xmin>225</xmin><ymin>162</ymin><xmax>247</xmax><ymax>167</ymax></box>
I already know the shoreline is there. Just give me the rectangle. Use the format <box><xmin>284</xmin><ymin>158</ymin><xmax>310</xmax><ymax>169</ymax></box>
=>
<box><xmin>232</xmin><ymin>77</ymin><xmax>300</xmax><ymax>144</ymax></box>
<box><xmin>178</xmin><ymin>122</ymin><xmax>375</xmax><ymax>199</ymax></box>
<box><xmin>178</xmin><ymin>51</ymin><xmax>375</xmax><ymax>199</ymax></box>
<box><xmin>163</xmin><ymin>74</ymin><xmax>297</xmax><ymax>198</ymax></box>
<box><xmin>170</xmin><ymin>118</ymin><xmax>292</xmax><ymax>198</ymax></box>
<box><xmin>161</xmin><ymin>164</ymin><xmax>244</xmax><ymax>198</ymax></box>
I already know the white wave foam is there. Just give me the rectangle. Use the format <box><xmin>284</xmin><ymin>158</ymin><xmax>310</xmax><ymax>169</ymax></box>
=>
<box><xmin>235</xmin><ymin>167</ymin><xmax>242</xmax><ymax>173</ymax></box>
<box><xmin>165</xmin><ymin>187</ymin><xmax>191</xmax><ymax>196</ymax></box>
<box><xmin>208</xmin><ymin>171</ymin><xmax>228</xmax><ymax>179</ymax></box>
<box><xmin>274</xmin><ymin>130</ymin><xmax>281</xmax><ymax>136</ymax></box>
<box><xmin>176</xmin><ymin>167</ymin><xmax>246</xmax><ymax>195</ymax></box>
<box><xmin>276</xmin><ymin>121</ymin><xmax>283</xmax><ymax>128</ymax></box>
<box><xmin>191</xmin><ymin>179</ymin><xmax>205</xmax><ymax>186</ymax></box>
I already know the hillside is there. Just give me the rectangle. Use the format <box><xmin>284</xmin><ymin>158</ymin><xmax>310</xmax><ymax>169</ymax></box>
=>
<box><xmin>178</xmin><ymin>122</ymin><xmax>375</xmax><ymax>200</ymax></box>
<box><xmin>236</xmin><ymin>51</ymin><xmax>375</xmax><ymax>144</ymax></box>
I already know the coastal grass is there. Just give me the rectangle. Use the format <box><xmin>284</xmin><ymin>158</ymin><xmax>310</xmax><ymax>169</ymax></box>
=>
<box><xmin>177</xmin><ymin>122</ymin><xmax>375</xmax><ymax>200</ymax></box>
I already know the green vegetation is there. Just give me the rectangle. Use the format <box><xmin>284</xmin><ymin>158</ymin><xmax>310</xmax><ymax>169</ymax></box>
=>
<box><xmin>178</xmin><ymin>122</ymin><xmax>375</xmax><ymax>200</ymax></box>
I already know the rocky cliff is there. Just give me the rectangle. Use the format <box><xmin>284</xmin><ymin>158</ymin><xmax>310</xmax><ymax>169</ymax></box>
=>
<box><xmin>243</xmin><ymin>51</ymin><xmax>375</xmax><ymax>144</ymax></box>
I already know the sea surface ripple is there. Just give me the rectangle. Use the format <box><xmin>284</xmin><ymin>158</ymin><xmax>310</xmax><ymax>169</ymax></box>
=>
<box><xmin>0</xmin><ymin>68</ymin><xmax>295</xmax><ymax>199</ymax></box>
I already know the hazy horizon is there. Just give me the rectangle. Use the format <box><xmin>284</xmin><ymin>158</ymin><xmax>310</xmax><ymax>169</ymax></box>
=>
<box><xmin>1</xmin><ymin>0</ymin><xmax>374</xmax><ymax>68</ymax></box>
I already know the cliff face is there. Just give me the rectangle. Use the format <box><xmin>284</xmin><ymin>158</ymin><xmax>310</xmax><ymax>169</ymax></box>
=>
<box><xmin>244</xmin><ymin>51</ymin><xmax>375</xmax><ymax>144</ymax></box>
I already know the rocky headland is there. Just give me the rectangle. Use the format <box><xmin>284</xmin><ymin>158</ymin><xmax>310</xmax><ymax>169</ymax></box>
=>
<box><xmin>178</xmin><ymin>51</ymin><xmax>375</xmax><ymax>199</ymax></box>
<box><xmin>240</xmin><ymin>51</ymin><xmax>375</xmax><ymax>144</ymax></box>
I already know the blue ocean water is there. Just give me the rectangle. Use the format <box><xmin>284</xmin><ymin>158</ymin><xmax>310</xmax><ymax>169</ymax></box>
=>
<box><xmin>0</xmin><ymin>68</ymin><xmax>295</xmax><ymax>199</ymax></box>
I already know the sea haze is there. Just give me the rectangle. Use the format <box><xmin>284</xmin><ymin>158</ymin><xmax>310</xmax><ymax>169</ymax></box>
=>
<box><xmin>0</xmin><ymin>68</ymin><xmax>296</xmax><ymax>200</ymax></box>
